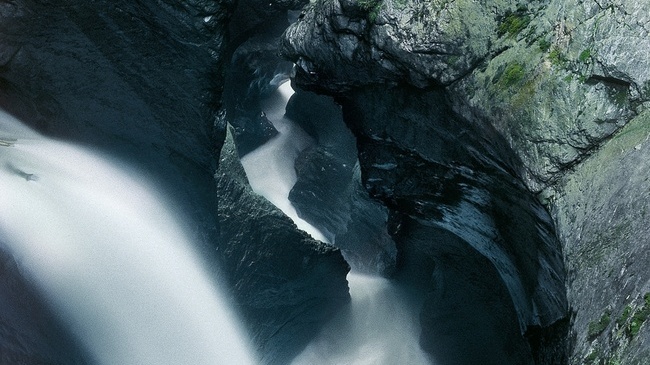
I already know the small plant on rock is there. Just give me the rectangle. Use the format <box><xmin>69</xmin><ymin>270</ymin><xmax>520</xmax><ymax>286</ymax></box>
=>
<box><xmin>587</xmin><ymin>311</ymin><xmax>611</xmax><ymax>339</ymax></box>
<box><xmin>498</xmin><ymin>12</ymin><xmax>531</xmax><ymax>37</ymax></box>
<box><xmin>579</xmin><ymin>48</ymin><xmax>592</xmax><ymax>63</ymax></box>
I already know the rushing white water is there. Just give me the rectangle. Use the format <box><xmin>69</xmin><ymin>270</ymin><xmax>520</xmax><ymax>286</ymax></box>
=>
<box><xmin>291</xmin><ymin>273</ymin><xmax>432</xmax><ymax>365</ymax></box>
<box><xmin>240</xmin><ymin>81</ymin><xmax>328</xmax><ymax>242</ymax></box>
<box><xmin>0</xmin><ymin>111</ymin><xmax>257</xmax><ymax>365</ymax></box>
<box><xmin>240</xmin><ymin>80</ymin><xmax>432</xmax><ymax>365</ymax></box>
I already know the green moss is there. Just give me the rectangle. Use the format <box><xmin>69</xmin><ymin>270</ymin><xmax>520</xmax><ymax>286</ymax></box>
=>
<box><xmin>549</xmin><ymin>47</ymin><xmax>567</xmax><ymax>67</ymax></box>
<box><xmin>563</xmin><ymin>74</ymin><xmax>574</xmax><ymax>82</ymax></box>
<box><xmin>447</xmin><ymin>55</ymin><xmax>460</xmax><ymax>65</ymax></box>
<box><xmin>498</xmin><ymin>13</ymin><xmax>531</xmax><ymax>37</ymax></box>
<box><xmin>628</xmin><ymin>294</ymin><xmax>650</xmax><ymax>337</ymax></box>
<box><xmin>538</xmin><ymin>39</ymin><xmax>551</xmax><ymax>52</ymax></box>
<box><xmin>501</xmin><ymin>63</ymin><xmax>525</xmax><ymax>87</ymax></box>
<box><xmin>588</xmin><ymin>311</ymin><xmax>611</xmax><ymax>339</ymax></box>
<box><xmin>619</xmin><ymin>305</ymin><xmax>633</xmax><ymax>325</ymax></box>
<box><xmin>357</xmin><ymin>0</ymin><xmax>382</xmax><ymax>22</ymax></box>
<box><xmin>585</xmin><ymin>350</ymin><xmax>599</xmax><ymax>363</ymax></box>
<box><xmin>579</xmin><ymin>49</ymin><xmax>592</xmax><ymax>63</ymax></box>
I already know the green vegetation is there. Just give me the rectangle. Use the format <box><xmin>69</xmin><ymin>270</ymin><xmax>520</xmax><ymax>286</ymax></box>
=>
<box><xmin>613</xmin><ymin>293</ymin><xmax>650</xmax><ymax>339</ymax></box>
<box><xmin>538</xmin><ymin>39</ymin><xmax>551</xmax><ymax>52</ymax></box>
<box><xmin>447</xmin><ymin>55</ymin><xmax>460</xmax><ymax>66</ymax></box>
<box><xmin>498</xmin><ymin>13</ymin><xmax>531</xmax><ymax>37</ymax></box>
<box><xmin>585</xmin><ymin>350</ymin><xmax>600</xmax><ymax>363</ymax></box>
<box><xmin>548</xmin><ymin>47</ymin><xmax>567</xmax><ymax>67</ymax></box>
<box><xmin>588</xmin><ymin>311</ymin><xmax>611</xmax><ymax>339</ymax></box>
<box><xmin>579</xmin><ymin>49</ymin><xmax>592</xmax><ymax>63</ymax></box>
<box><xmin>628</xmin><ymin>293</ymin><xmax>650</xmax><ymax>337</ymax></box>
<box><xmin>618</xmin><ymin>305</ymin><xmax>633</xmax><ymax>325</ymax></box>
<box><xmin>501</xmin><ymin>63</ymin><xmax>525</xmax><ymax>87</ymax></box>
<box><xmin>357</xmin><ymin>0</ymin><xmax>382</xmax><ymax>22</ymax></box>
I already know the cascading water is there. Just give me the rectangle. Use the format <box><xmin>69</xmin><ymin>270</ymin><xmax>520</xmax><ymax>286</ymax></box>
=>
<box><xmin>0</xmin><ymin>111</ymin><xmax>257</xmax><ymax>365</ymax></box>
<box><xmin>291</xmin><ymin>273</ymin><xmax>432</xmax><ymax>365</ymax></box>
<box><xmin>241</xmin><ymin>81</ymin><xmax>327</xmax><ymax>242</ymax></box>
<box><xmin>240</xmin><ymin>80</ymin><xmax>433</xmax><ymax>365</ymax></box>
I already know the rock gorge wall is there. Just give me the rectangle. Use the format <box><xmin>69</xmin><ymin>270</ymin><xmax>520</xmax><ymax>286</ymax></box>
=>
<box><xmin>282</xmin><ymin>0</ymin><xmax>650</xmax><ymax>363</ymax></box>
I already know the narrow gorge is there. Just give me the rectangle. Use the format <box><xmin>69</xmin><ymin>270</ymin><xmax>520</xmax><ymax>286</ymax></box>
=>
<box><xmin>1</xmin><ymin>0</ymin><xmax>649</xmax><ymax>365</ymax></box>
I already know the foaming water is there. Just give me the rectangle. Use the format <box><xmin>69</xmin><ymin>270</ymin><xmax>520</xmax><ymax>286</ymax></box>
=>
<box><xmin>240</xmin><ymin>81</ymin><xmax>327</xmax><ymax>242</ymax></box>
<box><xmin>0</xmin><ymin>111</ymin><xmax>257</xmax><ymax>365</ymax></box>
<box><xmin>240</xmin><ymin>80</ymin><xmax>432</xmax><ymax>365</ymax></box>
<box><xmin>291</xmin><ymin>273</ymin><xmax>431</xmax><ymax>365</ymax></box>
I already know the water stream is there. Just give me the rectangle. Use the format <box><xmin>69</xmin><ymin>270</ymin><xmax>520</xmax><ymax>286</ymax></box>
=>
<box><xmin>240</xmin><ymin>81</ymin><xmax>432</xmax><ymax>365</ymax></box>
<box><xmin>0</xmin><ymin>111</ymin><xmax>256</xmax><ymax>365</ymax></box>
<box><xmin>240</xmin><ymin>81</ymin><xmax>328</xmax><ymax>242</ymax></box>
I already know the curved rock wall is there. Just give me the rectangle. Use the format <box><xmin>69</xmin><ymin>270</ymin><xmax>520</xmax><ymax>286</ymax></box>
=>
<box><xmin>282</xmin><ymin>0</ymin><xmax>650</xmax><ymax>363</ymax></box>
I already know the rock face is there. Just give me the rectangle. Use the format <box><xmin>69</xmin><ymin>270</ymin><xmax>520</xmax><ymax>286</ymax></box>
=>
<box><xmin>215</xmin><ymin>130</ymin><xmax>350</xmax><ymax>365</ymax></box>
<box><xmin>282</xmin><ymin>0</ymin><xmax>546</xmax><ymax>90</ymax></box>
<box><xmin>282</xmin><ymin>0</ymin><xmax>650</xmax><ymax>363</ymax></box>
<box><xmin>286</xmin><ymin>89</ymin><xmax>397</xmax><ymax>275</ymax></box>
<box><xmin>223</xmin><ymin>0</ymin><xmax>307</xmax><ymax>156</ymax></box>
<box><xmin>339</xmin><ymin>85</ymin><xmax>567</xmax><ymax>364</ymax></box>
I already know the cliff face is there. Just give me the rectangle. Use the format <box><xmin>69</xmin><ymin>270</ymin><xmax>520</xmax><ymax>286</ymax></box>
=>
<box><xmin>282</xmin><ymin>0</ymin><xmax>650</xmax><ymax>363</ymax></box>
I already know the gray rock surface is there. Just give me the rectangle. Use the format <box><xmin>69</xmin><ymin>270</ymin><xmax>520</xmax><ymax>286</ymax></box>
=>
<box><xmin>282</xmin><ymin>0</ymin><xmax>546</xmax><ymax>90</ymax></box>
<box><xmin>542</xmin><ymin>110</ymin><xmax>650</xmax><ymax>364</ymax></box>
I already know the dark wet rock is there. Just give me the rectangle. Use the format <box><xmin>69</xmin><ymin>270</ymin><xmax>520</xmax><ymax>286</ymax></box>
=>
<box><xmin>0</xmin><ymin>245</ymin><xmax>89</xmax><ymax>365</ymax></box>
<box><xmin>282</xmin><ymin>78</ymin><xmax>569</xmax><ymax>362</ymax></box>
<box><xmin>340</xmin><ymin>86</ymin><xmax>567</xmax><ymax>337</ymax></box>
<box><xmin>216</xmin><ymin>129</ymin><xmax>351</xmax><ymax>365</ymax></box>
<box><xmin>290</xmin><ymin>145</ymin><xmax>397</xmax><ymax>275</ymax></box>
<box><xmin>222</xmin><ymin>36</ymin><xmax>287</xmax><ymax>156</ymax></box>
<box><xmin>394</xmin><ymin>222</ymin><xmax>535</xmax><ymax>365</ymax></box>
<box><xmin>285</xmin><ymin>89</ymin><xmax>397</xmax><ymax>275</ymax></box>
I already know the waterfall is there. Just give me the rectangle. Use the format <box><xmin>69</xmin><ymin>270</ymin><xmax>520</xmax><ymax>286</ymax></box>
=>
<box><xmin>0</xmin><ymin>111</ymin><xmax>257</xmax><ymax>365</ymax></box>
<box><xmin>291</xmin><ymin>273</ymin><xmax>431</xmax><ymax>365</ymax></box>
<box><xmin>241</xmin><ymin>81</ymin><xmax>328</xmax><ymax>242</ymax></box>
<box><xmin>240</xmin><ymin>81</ymin><xmax>433</xmax><ymax>365</ymax></box>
